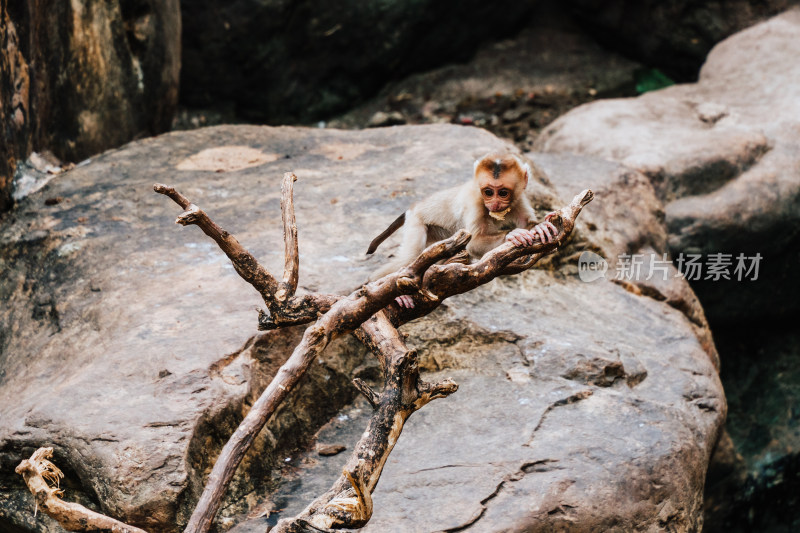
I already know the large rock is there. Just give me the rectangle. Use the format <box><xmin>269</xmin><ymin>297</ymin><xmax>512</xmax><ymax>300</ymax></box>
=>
<box><xmin>180</xmin><ymin>0</ymin><xmax>539</xmax><ymax>125</ymax></box>
<box><xmin>0</xmin><ymin>0</ymin><xmax>180</xmax><ymax>213</ymax></box>
<box><xmin>0</xmin><ymin>124</ymin><xmax>724</xmax><ymax>532</ymax></box>
<box><xmin>565</xmin><ymin>0</ymin><xmax>796</xmax><ymax>79</ymax></box>
<box><xmin>534</xmin><ymin>9</ymin><xmax>800</xmax><ymax>325</ymax></box>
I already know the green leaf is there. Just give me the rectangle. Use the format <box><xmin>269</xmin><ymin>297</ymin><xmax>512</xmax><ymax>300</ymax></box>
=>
<box><xmin>634</xmin><ymin>68</ymin><xmax>675</xmax><ymax>94</ymax></box>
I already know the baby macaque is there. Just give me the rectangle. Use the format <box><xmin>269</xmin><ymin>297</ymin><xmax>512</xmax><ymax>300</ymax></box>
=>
<box><xmin>367</xmin><ymin>152</ymin><xmax>558</xmax><ymax>307</ymax></box>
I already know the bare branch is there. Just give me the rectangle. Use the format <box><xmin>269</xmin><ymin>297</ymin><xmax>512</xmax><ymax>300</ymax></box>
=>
<box><xmin>352</xmin><ymin>378</ymin><xmax>380</xmax><ymax>409</ymax></box>
<box><xmin>279</xmin><ymin>172</ymin><xmax>300</xmax><ymax>302</ymax></box>
<box><xmin>274</xmin><ymin>312</ymin><xmax>458</xmax><ymax>531</ymax></box>
<box><xmin>184</xmin><ymin>231</ymin><xmax>470</xmax><ymax>533</ymax></box>
<box><xmin>155</xmin><ymin>183</ymin><xmax>339</xmax><ymax>330</ymax></box>
<box><xmin>15</xmin><ymin>448</ymin><xmax>147</xmax><ymax>533</ymax></box>
<box><xmin>388</xmin><ymin>189</ymin><xmax>594</xmax><ymax>324</ymax></box>
<box><xmin>154</xmin><ymin>183</ymin><xmax>280</xmax><ymax>302</ymax></box>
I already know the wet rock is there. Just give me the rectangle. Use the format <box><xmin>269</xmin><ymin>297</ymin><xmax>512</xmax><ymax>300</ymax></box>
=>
<box><xmin>180</xmin><ymin>0</ymin><xmax>538</xmax><ymax>125</ymax></box>
<box><xmin>0</xmin><ymin>0</ymin><xmax>180</xmax><ymax>214</ymax></box>
<box><xmin>565</xmin><ymin>0</ymin><xmax>796</xmax><ymax>79</ymax></box>
<box><xmin>535</xmin><ymin>9</ymin><xmax>800</xmax><ymax>324</ymax></box>
<box><xmin>703</xmin><ymin>319</ymin><xmax>800</xmax><ymax>533</ymax></box>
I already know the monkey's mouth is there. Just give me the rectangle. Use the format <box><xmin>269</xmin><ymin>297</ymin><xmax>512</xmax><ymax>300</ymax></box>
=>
<box><xmin>488</xmin><ymin>206</ymin><xmax>512</xmax><ymax>220</ymax></box>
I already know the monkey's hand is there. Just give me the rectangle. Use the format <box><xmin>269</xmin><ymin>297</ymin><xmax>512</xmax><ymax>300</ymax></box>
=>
<box><xmin>506</xmin><ymin>228</ymin><xmax>536</xmax><ymax>247</ymax></box>
<box><xmin>533</xmin><ymin>215</ymin><xmax>558</xmax><ymax>243</ymax></box>
<box><xmin>395</xmin><ymin>295</ymin><xmax>415</xmax><ymax>309</ymax></box>
<box><xmin>506</xmin><ymin>217</ymin><xmax>558</xmax><ymax>247</ymax></box>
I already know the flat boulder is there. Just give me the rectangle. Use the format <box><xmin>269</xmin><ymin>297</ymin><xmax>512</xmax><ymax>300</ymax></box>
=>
<box><xmin>0</xmin><ymin>124</ymin><xmax>724</xmax><ymax>532</ymax></box>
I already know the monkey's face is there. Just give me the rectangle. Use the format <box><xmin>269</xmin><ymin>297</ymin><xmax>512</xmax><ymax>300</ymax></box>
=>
<box><xmin>474</xmin><ymin>153</ymin><xmax>529</xmax><ymax>213</ymax></box>
<box><xmin>477</xmin><ymin>174</ymin><xmax>522</xmax><ymax>212</ymax></box>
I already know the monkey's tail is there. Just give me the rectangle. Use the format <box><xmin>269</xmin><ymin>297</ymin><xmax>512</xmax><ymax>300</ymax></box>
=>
<box><xmin>366</xmin><ymin>212</ymin><xmax>406</xmax><ymax>254</ymax></box>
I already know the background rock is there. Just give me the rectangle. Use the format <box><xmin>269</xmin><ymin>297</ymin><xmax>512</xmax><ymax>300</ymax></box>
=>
<box><xmin>179</xmin><ymin>0</ymin><xmax>539</xmax><ymax>125</ymax></box>
<box><xmin>703</xmin><ymin>320</ymin><xmax>800</xmax><ymax>533</ymax></box>
<box><xmin>535</xmin><ymin>8</ymin><xmax>800</xmax><ymax>325</ymax></box>
<box><xmin>0</xmin><ymin>125</ymin><xmax>725</xmax><ymax>532</ymax></box>
<box><xmin>565</xmin><ymin>0</ymin><xmax>797</xmax><ymax>80</ymax></box>
<box><xmin>534</xmin><ymin>9</ymin><xmax>800</xmax><ymax>532</ymax></box>
<box><xmin>0</xmin><ymin>0</ymin><xmax>180</xmax><ymax>213</ymax></box>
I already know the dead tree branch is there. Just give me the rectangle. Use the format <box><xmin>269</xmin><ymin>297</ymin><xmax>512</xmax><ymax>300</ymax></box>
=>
<box><xmin>154</xmin><ymin>180</ymin><xmax>338</xmax><ymax>330</ymax></box>
<box><xmin>15</xmin><ymin>448</ymin><xmax>147</xmax><ymax>533</ymax></box>
<box><xmin>279</xmin><ymin>173</ymin><xmax>300</xmax><ymax>302</ymax></box>
<box><xmin>183</xmin><ymin>230</ymin><xmax>471</xmax><ymax>533</ymax></box>
<box><xmin>273</xmin><ymin>312</ymin><xmax>457</xmax><ymax>532</ymax></box>
<box><xmin>385</xmin><ymin>188</ymin><xmax>595</xmax><ymax>323</ymax></box>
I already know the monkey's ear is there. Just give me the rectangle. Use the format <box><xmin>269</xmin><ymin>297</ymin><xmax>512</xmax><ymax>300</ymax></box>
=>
<box><xmin>509</xmin><ymin>154</ymin><xmax>530</xmax><ymax>186</ymax></box>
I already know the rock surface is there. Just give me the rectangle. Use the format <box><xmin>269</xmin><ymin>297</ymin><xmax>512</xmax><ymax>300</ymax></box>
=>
<box><xmin>0</xmin><ymin>124</ymin><xmax>725</xmax><ymax>532</ymax></box>
<box><xmin>565</xmin><ymin>0</ymin><xmax>797</xmax><ymax>79</ymax></box>
<box><xmin>180</xmin><ymin>0</ymin><xmax>538</xmax><ymax>125</ymax></box>
<box><xmin>535</xmin><ymin>8</ymin><xmax>800</xmax><ymax>325</ymax></box>
<box><xmin>0</xmin><ymin>0</ymin><xmax>180</xmax><ymax>213</ymax></box>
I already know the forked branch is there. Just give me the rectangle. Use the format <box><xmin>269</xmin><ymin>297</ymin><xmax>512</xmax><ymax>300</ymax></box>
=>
<box><xmin>183</xmin><ymin>230</ymin><xmax>472</xmax><ymax>533</ymax></box>
<box><xmin>274</xmin><ymin>312</ymin><xmax>458</xmax><ymax>532</ymax></box>
<box><xmin>154</xmin><ymin>180</ymin><xmax>338</xmax><ymax>329</ymax></box>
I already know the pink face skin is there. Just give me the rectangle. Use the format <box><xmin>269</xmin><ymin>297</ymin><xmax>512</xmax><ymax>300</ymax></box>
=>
<box><xmin>475</xmin><ymin>170</ymin><xmax>527</xmax><ymax>213</ymax></box>
<box><xmin>480</xmin><ymin>182</ymin><xmax>513</xmax><ymax>212</ymax></box>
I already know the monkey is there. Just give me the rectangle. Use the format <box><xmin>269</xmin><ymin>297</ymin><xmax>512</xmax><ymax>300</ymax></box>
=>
<box><xmin>367</xmin><ymin>152</ymin><xmax>558</xmax><ymax>308</ymax></box>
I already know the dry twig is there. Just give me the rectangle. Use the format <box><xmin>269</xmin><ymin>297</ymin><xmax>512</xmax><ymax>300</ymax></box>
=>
<box><xmin>15</xmin><ymin>448</ymin><xmax>147</xmax><ymax>533</ymax></box>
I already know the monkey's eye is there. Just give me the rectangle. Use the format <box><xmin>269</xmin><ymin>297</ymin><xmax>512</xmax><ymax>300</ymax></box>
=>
<box><xmin>498</xmin><ymin>189</ymin><xmax>510</xmax><ymax>198</ymax></box>
<box><xmin>483</xmin><ymin>188</ymin><xmax>494</xmax><ymax>197</ymax></box>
